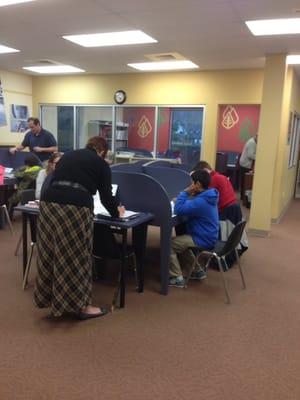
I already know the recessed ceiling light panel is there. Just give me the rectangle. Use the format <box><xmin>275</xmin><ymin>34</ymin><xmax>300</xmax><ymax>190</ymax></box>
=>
<box><xmin>63</xmin><ymin>30</ymin><xmax>157</xmax><ymax>47</ymax></box>
<box><xmin>22</xmin><ymin>65</ymin><xmax>85</xmax><ymax>74</ymax></box>
<box><xmin>287</xmin><ymin>55</ymin><xmax>300</xmax><ymax>64</ymax></box>
<box><xmin>128</xmin><ymin>60</ymin><xmax>199</xmax><ymax>71</ymax></box>
<box><xmin>0</xmin><ymin>44</ymin><xmax>20</xmax><ymax>54</ymax></box>
<box><xmin>0</xmin><ymin>0</ymin><xmax>34</xmax><ymax>7</ymax></box>
<box><xmin>246</xmin><ymin>18</ymin><xmax>300</xmax><ymax>36</ymax></box>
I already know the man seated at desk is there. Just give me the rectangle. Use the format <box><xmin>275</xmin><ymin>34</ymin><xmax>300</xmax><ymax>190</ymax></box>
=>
<box><xmin>169</xmin><ymin>170</ymin><xmax>219</xmax><ymax>288</ymax></box>
<box><xmin>192</xmin><ymin>160</ymin><xmax>248</xmax><ymax>267</ymax></box>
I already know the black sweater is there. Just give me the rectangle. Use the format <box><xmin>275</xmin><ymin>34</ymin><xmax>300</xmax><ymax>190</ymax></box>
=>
<box><xmin>42</xmin><ymin>148</ymin><xmax>119</xmax><ymax>217</ymax></box>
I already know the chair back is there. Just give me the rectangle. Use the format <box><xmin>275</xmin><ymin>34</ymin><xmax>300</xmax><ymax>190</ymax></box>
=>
<box><xmin>218</xmin><ymin>220</ymin><xmax>246</xmax><ymax>256</ymax></box>
<box><xmin>20</xmin><ymin>189</ymin><xmax>35</xmax><ymax>205</ymax></box>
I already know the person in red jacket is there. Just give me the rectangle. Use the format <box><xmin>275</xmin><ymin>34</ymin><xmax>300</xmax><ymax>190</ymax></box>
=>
<box><xmin>192</xmin><ymin>160</ymin><xmax>237</xmax><ymax>212</ymax></box>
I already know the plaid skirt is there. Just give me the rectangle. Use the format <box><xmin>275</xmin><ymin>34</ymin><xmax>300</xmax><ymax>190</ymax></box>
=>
<box><xmin>34</xmin><ymin>201</ymin><xmax>93</xmax><ymax>317</ymax></box>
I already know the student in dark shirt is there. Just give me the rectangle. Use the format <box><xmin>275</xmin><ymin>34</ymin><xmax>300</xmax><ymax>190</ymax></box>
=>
<box><xmin>10</xmin><ymin>117</ymin><xmax>57</xmax><ymax>162</ymax></box>
<box><xmin>34</xmin><ymin>137</ymin><xmax>124</xmax><ymax>320</ymax></box>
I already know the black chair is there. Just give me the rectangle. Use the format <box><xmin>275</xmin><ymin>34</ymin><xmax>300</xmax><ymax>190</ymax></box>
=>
<box><xmin>185</xmin><ymin>220</ymin><xmax>247</xmax><ymax>304</ymax></box>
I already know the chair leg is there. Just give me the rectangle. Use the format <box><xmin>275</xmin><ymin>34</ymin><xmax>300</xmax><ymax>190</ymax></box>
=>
<box><xmin>216</xmin><ymin>256</ymin><xmax>231</xmax><ymax>304</ymax></box>
<box><xmin>22</xmin><ymin>242</ymin><xmax>35</xmax><ymax>290</ymax></box>
<box><xmin>235</xmin><ymin>248</ymin><xmax>246</xmax><ymax>289</ymax></box>
<box><xmin>14</xmin><ymin>233</ymin><xmax>22</xmax><ymax>256</ymax></box>
<box><xmin>2</xmin><ymin>205</ymin><xmax>14</xmax><ymax>235</ymax></box>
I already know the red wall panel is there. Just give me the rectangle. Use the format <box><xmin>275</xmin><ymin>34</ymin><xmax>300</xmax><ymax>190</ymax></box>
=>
<box><xmin>217</xmin><ymin>104</ymin><xmax>260</xmax><ymax>152</ymax></box>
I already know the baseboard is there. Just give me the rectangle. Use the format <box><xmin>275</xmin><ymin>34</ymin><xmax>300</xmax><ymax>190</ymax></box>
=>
<box><xmin>247</xmin><ymin>228</ymin><xmax>270</xmax><ymax>237</ymax></box>
<box><xmin>271</xmin><ymin>199</ymin><xmax>293</xmax><ymax>224</ymax></box>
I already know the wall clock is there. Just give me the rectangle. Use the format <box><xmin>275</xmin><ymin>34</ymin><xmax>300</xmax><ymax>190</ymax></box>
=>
<box><xmin>114</xmin><ymin>90</ymin><xmax>126</xmax><ymax>104</ymax></box>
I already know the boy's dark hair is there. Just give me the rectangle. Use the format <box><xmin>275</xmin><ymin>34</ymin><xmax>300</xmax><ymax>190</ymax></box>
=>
<box><xmin>191</xmin><ymin>169</ymin><xmax>211</xmax><ymax>189</ymax></box>
<box><xmin>24</xmin><ymin>155</ymin><xmax>40</xmax><ymax>167</ymax></box>
<box><xmin>192</xmin><ymin>160</ymin><xmax>212</xmax><ymax>172</ymax></box>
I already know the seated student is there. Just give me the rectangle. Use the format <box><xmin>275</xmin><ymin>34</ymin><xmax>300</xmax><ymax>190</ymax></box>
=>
<box><xmin>192</xmin><ymin>160</ymin><xmax>248</xmax><ymax>268</ymax></box>
<box><xmin>169</xmin><ymin>170</ymin><xmax>219</xmax><ymax>288</ymax></box>
<box><xmin>8</xmin><ymin>155</ymin><xmax>41</xmax><ymax>215</ymax></box>
<box><xmin>192</xmin><ymin>160</ymin><xmax>237</xmax><ymax>212</ymax></box>
<box><xmin>35</xmin><ymin>152</ymin><xmax>63</xmax><ymax>199</ymax></box>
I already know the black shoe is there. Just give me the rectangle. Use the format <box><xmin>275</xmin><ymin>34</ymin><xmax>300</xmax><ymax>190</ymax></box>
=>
<box><xmin>77</xmin><ymin>307</ymin><xmax>110</xmax><ymax>320</ymax></box>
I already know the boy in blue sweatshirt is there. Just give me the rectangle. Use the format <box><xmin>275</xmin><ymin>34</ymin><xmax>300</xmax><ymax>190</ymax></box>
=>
<box><xmin>169</xmin><ymin>169</ymin><xmax>219</xmax><ymax>288</ymax></box>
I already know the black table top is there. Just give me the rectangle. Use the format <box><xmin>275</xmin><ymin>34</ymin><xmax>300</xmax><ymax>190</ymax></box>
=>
<box><xmin>14</xmin><ymin>205</ymin><xmax>154</xmax><ymax>229</ymax></box>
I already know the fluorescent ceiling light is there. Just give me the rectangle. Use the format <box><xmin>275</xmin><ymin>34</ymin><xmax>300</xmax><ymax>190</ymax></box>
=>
<box><xmin>0</xmin><ymin>44</ymin><xmax>19</xmax><ymax>54</ymax></box>
<box><xmin>287</xmin><ymin>55</ymin><xmax>300</xmax><ymax>64</ymax></box>
<box><xmin>128</xmin><ymin>60</ymin><xmax>199</xmax><ymax>71</ymax></box>
<box><xmin>0</xmin><ymin>0</ymin><xmax>34</xmax><ymax>6</ymax></box>
<box><xmin>63</xmin><ymin>30</ymin><xmax>157</xmax><ymax>47</ymax></box>
<box><xmin>22</xmin><ymin>65</ymin><xmax>85</xmax><ymax>74</ymax></box>
<box><xmin>246</xmin><ymin>18</ymin><xmax>300</xmax><ymax>36</ymax></box>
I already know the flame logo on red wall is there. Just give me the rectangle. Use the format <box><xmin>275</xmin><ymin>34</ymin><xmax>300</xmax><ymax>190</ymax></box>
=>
<box><xmin>221</xmin><ymin>105</ymin><xmax>239</xmax><ymax>130</ymax></box>
<box><xmin>138</xmin><ymin>115</ymin><xmax>152</xmax><ymax>138</ymax></box>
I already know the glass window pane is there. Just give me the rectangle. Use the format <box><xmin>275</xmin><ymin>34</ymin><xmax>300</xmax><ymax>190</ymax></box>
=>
<box><xmin>77</xmin><ymin>106</ymin><xmax>113</xmax><ymax>149</ymax></box>
<box><xmin>115</xmin><ymin>106</ymin><xmax>155</xmax><ymax>157</ymax></box>
<box><xmin>41</xmin><ymin>105</ymin><xmax>74</xmax><ymax>152</ymax></box>
<box><xmin>157</xmin><ymin>107</ymin><xmax>203</xmax><ymax>167</ymax></box>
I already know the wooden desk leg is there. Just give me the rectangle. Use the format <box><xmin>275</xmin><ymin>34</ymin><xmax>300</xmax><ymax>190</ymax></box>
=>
<box><xmin>22</xmin><ymin>213</ymin><xmax>28</xmax><ymax>278</ymax></box>
<box><xmin>119</xmin><ymin>229</ymin><xmax>127</xmax><ymax>308</ymax></box>
<box><xmin>132</xmin><ymin>223</ymin><xmax>148</xmax><ymax>293</ymax></box>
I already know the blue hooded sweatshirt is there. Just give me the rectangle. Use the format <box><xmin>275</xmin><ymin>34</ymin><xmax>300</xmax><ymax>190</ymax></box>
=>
<box><xmin>174</xmin><ymin>188</ymin><xmax>219</xmax><ymax>249</ymax></box>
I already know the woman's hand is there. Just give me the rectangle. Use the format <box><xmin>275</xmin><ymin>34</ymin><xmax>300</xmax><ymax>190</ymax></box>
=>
<box><xmin>118</xmin><ymin>205</ymin><xmax>125</xmax><ymax>217</ymax></box>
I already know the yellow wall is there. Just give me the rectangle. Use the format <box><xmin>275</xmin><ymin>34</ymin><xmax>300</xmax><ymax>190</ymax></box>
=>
<box><xmin>275</xmin><ymin>70</ymin><xmax>300</xmax><ymax>219</ymax></box>
<box><xmin>0</xmin><ymin>70</ymin><xmax>32</xmax><ymax>145</ymax></box>
<box><xmin>32</xmin><ymin>69</ymin><xmax>264</xmax><ymax>164</ymax></box>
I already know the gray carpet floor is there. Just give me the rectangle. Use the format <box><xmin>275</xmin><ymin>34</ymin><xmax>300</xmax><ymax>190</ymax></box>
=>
<box><xmin>0</xmin><ymin>201</ymin><xmax>300</xmax><ymax>400</ymax></box>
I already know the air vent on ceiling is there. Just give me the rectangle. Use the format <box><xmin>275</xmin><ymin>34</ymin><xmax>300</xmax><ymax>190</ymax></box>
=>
<box><xmin>145</xmin><ymin>52</ymin><xmax>185</xmax><ymax>61</ymax></box>
<box><xmin>25</xmin><ymin>59</ymin><xmax>59</xmax><ymax>66</ymax></box>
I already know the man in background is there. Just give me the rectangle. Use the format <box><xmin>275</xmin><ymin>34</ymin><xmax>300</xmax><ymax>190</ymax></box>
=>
<box><xmin>10</xmin><ymin>117</ymin><xmax>57</xmax><ymax>163</ymax></box>
<box><xmin>239</xmin><ymin>134</ymin><xmax>257</xmax><ymax>200</ymax></box>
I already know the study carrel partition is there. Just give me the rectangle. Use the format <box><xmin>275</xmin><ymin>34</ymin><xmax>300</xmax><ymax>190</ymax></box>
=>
<box><xmin>112</xmin><ymin>171</ymin><xmax>180</xmax><ymax>295</ymax></box>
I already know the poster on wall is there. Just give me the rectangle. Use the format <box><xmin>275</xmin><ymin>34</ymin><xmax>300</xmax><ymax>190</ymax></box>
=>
<box><xmin>217</xmin><ymin>104</ymin><xmax>260</xmax><ymax>153</ymax></box>
<box><xmin>0</xmin><ymin>79</ymin><xmax>7</xmax><ymax>127</ymax></box>
<box><xmin>10</xmin><ymin>104</ymin><xmax>29</xmax><ymax>132</ymax></box>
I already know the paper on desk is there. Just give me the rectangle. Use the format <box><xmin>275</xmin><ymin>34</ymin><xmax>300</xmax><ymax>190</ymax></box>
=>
<box><xmin>93</xmin><ymin>187</ymin><xmax>138</xmax><ymax>219</ymax></box>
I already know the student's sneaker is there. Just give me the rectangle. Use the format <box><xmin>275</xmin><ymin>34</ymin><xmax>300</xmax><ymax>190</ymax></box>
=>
<box><xmin>190</xmin><ymin>269</ymin><xmax>207</xmax><ymax>280</ymax></box>
<box><xmin>169</xmin><ymin>276</ymin><xmax>185</xmax><ymax>288</ymax></box>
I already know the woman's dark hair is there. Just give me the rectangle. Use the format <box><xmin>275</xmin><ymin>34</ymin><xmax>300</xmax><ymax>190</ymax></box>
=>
<box><xmin>191</xmin><ymin>169</ymin><xmax>211</xmax><ymax>189</ymax></box>
<box><xmin>24</xmin><ymin>155</ymin><xmax>40</xmax><ymax>167</ymax></box>
<box><xmin>86</xmin><ymin>136</ymin><xmax>108</xmax><ymax>154</ymax></box>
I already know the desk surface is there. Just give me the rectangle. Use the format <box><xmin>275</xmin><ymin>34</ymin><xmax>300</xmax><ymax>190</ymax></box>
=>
<box><xmin>14</xmin><ymin>205</ymin><xmax>153</xmax><ymax>229</ymax></box>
